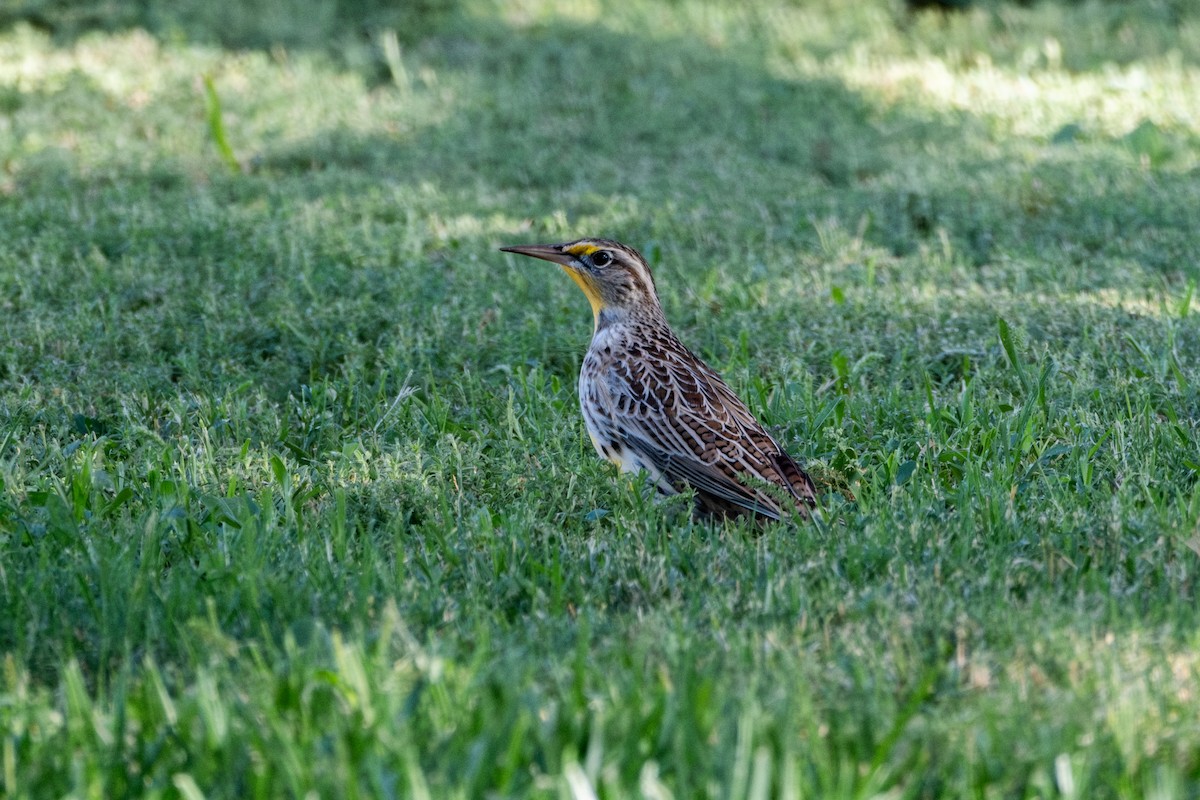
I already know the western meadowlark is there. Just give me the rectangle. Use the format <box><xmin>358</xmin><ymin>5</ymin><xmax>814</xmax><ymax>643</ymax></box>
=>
<box><xmin>500</xmin><ymin>238</ymin><xmax>816</xmax><ymax>521</ymax></box>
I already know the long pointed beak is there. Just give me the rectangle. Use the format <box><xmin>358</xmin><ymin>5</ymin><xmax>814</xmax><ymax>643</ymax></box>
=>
<box><xmin>499</xmin><ymin>243</ymin><xmax>574</xmax><ymax>266</ymax></box>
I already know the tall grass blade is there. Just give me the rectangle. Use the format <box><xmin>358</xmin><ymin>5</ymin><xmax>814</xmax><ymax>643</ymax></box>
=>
<box><xmin>202</xmin><ymin>74</ymin><xmax>240</xmax><ymax>173</ymax></box>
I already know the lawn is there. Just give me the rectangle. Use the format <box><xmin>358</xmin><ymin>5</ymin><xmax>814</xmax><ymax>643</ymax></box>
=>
<box><xmin>2</xmin><ymin>0</ymin><xmax>1199</xmax><ymax>796</ymax></box>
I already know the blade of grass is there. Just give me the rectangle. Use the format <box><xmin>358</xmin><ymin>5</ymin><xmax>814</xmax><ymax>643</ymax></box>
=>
<box><xmin>202</xmin><ymin>74</ymin><xmax>240</xmax><ymax>174</ymax></box>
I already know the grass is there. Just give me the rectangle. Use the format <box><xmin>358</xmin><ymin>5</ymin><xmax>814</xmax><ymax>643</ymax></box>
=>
<box><xmin>2</xmin><ymin>0</ymin><xmax>1200</xmax><ymax>796</ymax></box>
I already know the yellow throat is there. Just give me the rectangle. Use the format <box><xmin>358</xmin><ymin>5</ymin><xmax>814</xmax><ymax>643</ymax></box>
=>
<box><xmin>561</xmin><ymin>266</ymin><xmax>604</xmax><ymax>328</ymax></box>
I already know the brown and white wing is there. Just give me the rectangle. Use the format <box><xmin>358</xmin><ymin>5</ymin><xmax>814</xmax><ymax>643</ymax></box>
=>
<box><xmin>598</xmin><ymin>341</ymin><xmax>815</xmax><ymax>520</ymax></box>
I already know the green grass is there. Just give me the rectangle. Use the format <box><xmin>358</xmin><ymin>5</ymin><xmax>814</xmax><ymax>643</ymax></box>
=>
<box><xmin>2</xmin><ymin>0</ymin><xmax>1200</xmax><ymax>796</ymax></box>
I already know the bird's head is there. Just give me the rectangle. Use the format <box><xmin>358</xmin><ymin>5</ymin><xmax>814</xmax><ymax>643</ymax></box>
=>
<box><xmin>500</xmin><ymin>238</ymin><xmax>661</xmax><ymax>328</ymax></box>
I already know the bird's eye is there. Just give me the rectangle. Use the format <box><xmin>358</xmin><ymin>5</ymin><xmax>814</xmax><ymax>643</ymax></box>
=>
<box><xmin>591</xmin><ymin>251</ymin><xmax>612</xmax><ymax>267</ymax></box>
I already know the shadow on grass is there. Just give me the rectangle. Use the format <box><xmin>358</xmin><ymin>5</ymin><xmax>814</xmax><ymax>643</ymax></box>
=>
<box><xmin>4</xmin><ymin>1</ymin><xmax>1198</xmax><ymax>274</ymax></box>
<box><xmin>227</xmin><ymin>12</ymin><xmax>1199</xmax><ymax>285</ymax></box>
<box><xmin>2</xmin><ymin>3</ymin><xmax>1198</xmax><ymax>399</ymax></box>
<box><xmin>0</xmin><ymin>0</ymin><xmax>462</xmax><ymax>49</ymax></box>
<box><xmin>235</xmin><ymin>18</ymin><xmax>1200</xmax><ymax>292</ymax></box>
<box><xmin>3</xmin><ymin>5</ymin><xmax>1199</xmax><ymax>406</ymax></box>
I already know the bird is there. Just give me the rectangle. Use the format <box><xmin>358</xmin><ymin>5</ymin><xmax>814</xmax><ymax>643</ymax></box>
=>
<box><xmin>500</xmin><ymin>238</ymin><xmax>816</xmax><ymax>521</ymax></box>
